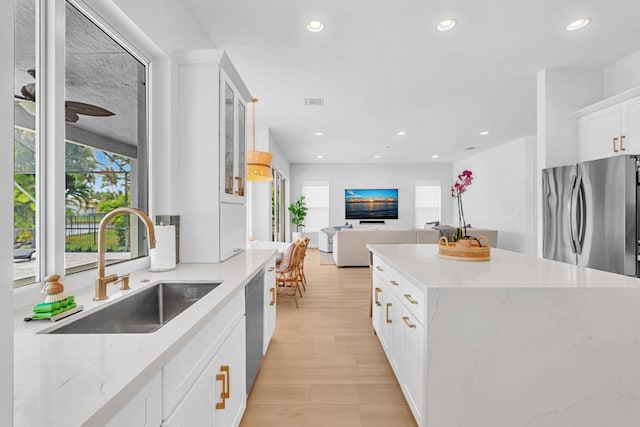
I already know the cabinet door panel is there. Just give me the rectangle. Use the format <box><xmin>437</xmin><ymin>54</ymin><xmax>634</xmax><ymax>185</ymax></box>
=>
<box><xmin>372</xmin><ymin>272</ymin><xmax>384</xmax><ymax>336</ymax></box>
<box><xmin>402</xmin><ymin>311</ymin><xmax>425</xmax><ymax>426</ymax></box>
<box><xmin>621</xmin><ymin>96</ymin><xmax>640</xmax><ymax>155</ymax></box>
<box><xmin>263</xmin><ymin>261</ymin><xmax>277</xmax><ymax>354</ymax></box>
<box><xmin>105</xmin><ymin>374</ymin><xmax>161</xmax><ymax>427</ymax></box>
<box><xmin>219</xmin><ymin>70</ymin><xmax>247</xmax><ymax>204</ymax></box>
<box><xmin>380</xmin><ymin>288</ymin><xmax>397</xmax><ymax>362</ymax></box>
<box><xmin>579</xmin><ymin>105</ymin><xmax>620</xmax><ymax>162</ymax></box>
<box><xmin>219</xmin><ymin>203</ymin><xmax>246</xmax><ymax>261</ymax></box>
<box><xmin>212</xmin><ymin>317</ymin><xmax>247</xmax><ymax>427</ymax></box>
<box><xmin>164</xmin><ymin>371</ymin><xmax>214</xmax><ymax>427</ymax></box>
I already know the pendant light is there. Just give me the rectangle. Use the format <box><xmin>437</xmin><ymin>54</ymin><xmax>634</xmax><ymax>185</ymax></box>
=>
<box><xmin>247</xmin><ymin>98</ymin><xmax>273</xmax><ymax>181</ymax></box>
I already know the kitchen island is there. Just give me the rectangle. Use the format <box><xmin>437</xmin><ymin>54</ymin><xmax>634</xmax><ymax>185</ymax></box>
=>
<box><xmin>367</xmin><ymin>244</ymin><xmax>640</xmax><ymax>427</ymax></box>
<box><xmin>13</xmin><ymin>249</ymin><xmax>276</xmax><ymax>427</ymax></box>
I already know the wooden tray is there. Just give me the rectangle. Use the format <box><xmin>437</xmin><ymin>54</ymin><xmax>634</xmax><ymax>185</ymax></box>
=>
<box><xmin>438</xmin><ymin>236</ymin><xmax>491</xmax><ymax>261</ymax></box>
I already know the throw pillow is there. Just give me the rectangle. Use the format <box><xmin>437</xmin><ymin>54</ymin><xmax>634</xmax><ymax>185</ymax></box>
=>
<box><xmin>278</xmin><ymin>242</ymin><xmax>294</xmax><ymax>269</ymax></box>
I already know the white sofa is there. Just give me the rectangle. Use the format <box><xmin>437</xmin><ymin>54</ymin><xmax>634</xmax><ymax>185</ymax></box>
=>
<box><xmin>332</xmin><ymin>227</ymin><xmax>498</xmax><ymax>267</ymax></box>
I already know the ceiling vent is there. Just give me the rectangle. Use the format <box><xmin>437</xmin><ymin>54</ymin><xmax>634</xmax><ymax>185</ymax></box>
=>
<box><xmin>304</xmin><ymin>97</ymin><xmax>324</xmax><ymax>106</ymax></box>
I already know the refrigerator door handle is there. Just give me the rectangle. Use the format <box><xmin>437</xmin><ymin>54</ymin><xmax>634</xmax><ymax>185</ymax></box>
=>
<box><xmin>569</xmin><ymin>175</ymin><xmax>579</xmax><ymax>254</ymax></box>
<box><xmin>575</xmin><ymin>176</ymin><xmax>586</xmax><ymax>254</ymax></box>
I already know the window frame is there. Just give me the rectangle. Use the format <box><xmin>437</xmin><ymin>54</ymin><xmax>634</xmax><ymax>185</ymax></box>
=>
<box><xmin>414</xmin><ymin>181</ymin><xmax>441</xmax><ymax>228</ymax></box>
<box><xmin>301</xmin><ymin>180</ymin><xmax>330</xmax><ymax>233</ymax></box>
<box><xmin>14</xmin><ymin>0</ymin><xmax>152</xmax><ymax>290</ymax></box>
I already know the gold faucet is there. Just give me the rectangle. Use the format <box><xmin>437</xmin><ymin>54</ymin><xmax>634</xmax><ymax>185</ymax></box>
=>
<box><xmin>94</xmin><ymin>207</ymin><xmax>156</xmax><ymax>301</ymax></box>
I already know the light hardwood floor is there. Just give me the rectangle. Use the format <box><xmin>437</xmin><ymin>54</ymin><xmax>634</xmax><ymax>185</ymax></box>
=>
<box><xmin>240</xmin><ymin>249</ymin><xmax>418</xmax><ymax>427</ymax></box>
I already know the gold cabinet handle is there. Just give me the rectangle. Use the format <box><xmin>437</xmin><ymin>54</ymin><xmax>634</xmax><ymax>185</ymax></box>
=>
<box><xmin>621</xmin><ymin>135</ymin><xmax>626</xmax><ymax>151</ymax></box>
<box><xmin>234</xmin><ymin>176</ymin><xmax>244</xmax><ymax>196</ymax></box>
<box><xmin>613</xmin><ymin>137</ymin><xmax>619</xmax><ymax>153</ymax></box>
<box><xmin>386</xmin><ymin>303</ymin><xmax>392</xmax><ymax>324</ymax></box>
<box><xmin>404</xmin><ymin>294</ymin><xmax>418</xmax><ymax>305</ymax></box>
<box><xmin>389</xmin><ymin>280</ymin><xmax>399</xmax><ymax>286</ymax></box>
<box><xmin>376</xmin><ymin>266</ymin><xmax>383</xmax><ymax>271</ymax></box>
<box><xmin>267</xmin><ymin>267</ymin><xmax>275</xmax><ymax>272</ymax></box>
<box><xmin>374</xmin><ymin>287</ymin><xmax>382</xmax><ymax>306</ymax></box>
<box><xmin>269</xmin><ymin>287</ymin><xmax>276</xmax><ymax>306</ymax></box>
<box><xmin>402</xmin><ymin>316</ymin><xmax>417</xmax><ymax>328</ymax></box>
<box><xmin>215</xmin><ymin>365</ymin><xmax>230</xmax><ymax>410</ymax></box>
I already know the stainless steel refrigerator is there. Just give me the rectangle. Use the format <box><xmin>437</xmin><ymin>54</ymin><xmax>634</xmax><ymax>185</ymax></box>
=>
<box><xmin>542</xmin><ymin>155</ymin><xmax>639</xmax><ymax>276</ymax></box>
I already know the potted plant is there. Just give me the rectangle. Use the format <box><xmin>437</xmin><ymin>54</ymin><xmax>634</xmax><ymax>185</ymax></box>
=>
<box><xmin>450</xmin><ymin>169</ymin><xmax>474</xmax><ymax>244</ymax></box>
<box><xmin>288</xmin><ymin>195</ymin><xmax>308</xmax><ymax>241</ymax></box>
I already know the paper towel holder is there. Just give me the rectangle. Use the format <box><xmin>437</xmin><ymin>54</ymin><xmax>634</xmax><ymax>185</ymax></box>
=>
<box><xmin>149</xmin><ymin>224</ymin><xmax>177</xmax><ymax>272</ymax></box>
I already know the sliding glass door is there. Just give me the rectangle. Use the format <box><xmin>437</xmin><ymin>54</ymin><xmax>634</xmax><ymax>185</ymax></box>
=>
<box><xmin>271</xmin><ymin>168</ymin><xmax>286</xmax><ymax>242</ymax></box>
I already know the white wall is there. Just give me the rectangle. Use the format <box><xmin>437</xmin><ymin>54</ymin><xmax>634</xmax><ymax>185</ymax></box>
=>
<box><xmin>290</xmin><ymin>163</ymin><xmax>453</xmax><ymax>230</ymax></box>
<box><xmin>453</xmin><ymin>137</ymin><xmax>537</xmax><ymax>255</ymax></box>
<box><xmin>604</xmin><ymin>49</ymin><xmax>640</xmax><ymax>98</ymax></box>
<box><xmin>1</xmin><ymin>1</ymin><xmax>14</xmax><ymax>424</ymax></box>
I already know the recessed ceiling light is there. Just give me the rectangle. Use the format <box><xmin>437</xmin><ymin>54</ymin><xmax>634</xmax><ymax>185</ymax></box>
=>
<box><xmin>436</xmin><ymin>19</ymin><xmax>457</xmax><ymax>32</ymax></box>
<box><xmin>373</xmin><ymin>155</ymin><xmax>381</xmax><ymax>159</ymax></box>
<box><xmin>307</xmin><ymin>20</ymin><xmax>325</xmax><ymax>32</ymax></box>
<box><xmin>566</xmin><ymin>18</ymin><xmax>590</xmax><ymax>31</ymax></box>
<box><xmin>316</xmin><ymin>155</ymin><xmax>324</xmax><ymax>159</ymax></box>
<box><xmin>480</xmin><ymin>131</ymin><xmax>490</xmax><ymax>136</ymax></box>
<box><xmin>397</xmin><ymin>131</ymin><xmax>407</xmax><ymax>136</ymax></box>
<box><xmin>432</xmin><ymin>155</ymin><xmax>439</xmax><ymax>159</ymax></box>
<box><xmin>314</xmin><ymin>132</ymin><xmax>323</xmax><ymax>136</ymax></box>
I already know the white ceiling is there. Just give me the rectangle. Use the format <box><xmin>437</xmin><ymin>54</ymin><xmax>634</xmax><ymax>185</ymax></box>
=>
<box><xmin>183</xmin><ymin>0</ymin><xmax>640</xmax><ymax>164</ymax></box>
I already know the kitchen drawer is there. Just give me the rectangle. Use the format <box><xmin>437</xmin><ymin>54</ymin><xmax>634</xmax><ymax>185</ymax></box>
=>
<box><xmin>163</xmin><ymin>288</ymin><xmax>244</xmax><ymax>417</ymax></box>
<box><xmin>372</xmin><ymin>256</ymin><xmax>391</xmax><ymax>281</ymax></box>
<box><xmin>372</xmin><ymin>257</ymin><xmax>402</xmax><ymax>294</ymax></box>
<box><xmin>400</xmin><ymin>278</ymin><xmax>424</xmax><ymax>326</ymax></box>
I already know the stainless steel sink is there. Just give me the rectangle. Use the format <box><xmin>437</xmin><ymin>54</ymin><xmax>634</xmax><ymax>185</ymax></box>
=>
<box><xmin>41</xmin><ymin>281</ymin><xmax>222</xmax><ymax>334</ymax></box>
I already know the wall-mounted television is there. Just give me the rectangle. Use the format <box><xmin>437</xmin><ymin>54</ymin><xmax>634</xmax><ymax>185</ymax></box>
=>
<box><xmin>345</xmin><ymin>189</ymin><xmax>399</xmax><ymax>220</ymax></box>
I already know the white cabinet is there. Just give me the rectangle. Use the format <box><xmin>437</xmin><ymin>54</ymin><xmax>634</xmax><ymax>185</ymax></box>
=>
<box><xmin>372</xmin><ymin>273</ymin><xmax>384</xmax><ymax>336</ymax></box>
<box><xmin>163</xmin><ymin>367</ymin><xmax>213</xmax><ymax>426</ymax></box>
<box><xmin>397</xmin><ymin>305</ymin><xmax>425</xmax><ymax>425</ymax></box>
<box><xmin>212</xmin><ymin>317</ymin><xmax>247</xmax><ymax>427</ymax></box>
<box><xmin>163</xmin><ymin>289</ymin><xmax>245</xmax><ymax>422</ymax></box>
<box><xmin>371</xmin><ymin>255</ymin><xmax>426</xmax><ymax>427</ymax></box>
<box><xmin>219</xmin><ymin>69</ymin><xmax>248</xmax><ymax>205</ymax></box>
<box><xmin>578</xmin><ymin>94</ymin><xmax>640</xmax><ymax>162</ymax></box>
<box><xmin>104</xmin><ymin>373</ymin><xmax>161</xmax><ymax>427</ymax></box>
<box><xmin>220</xmin><ymin>203</ymin><xmax>247</xmax><ymax>261</ymax></box>
<box><xmin>263</xmin><ymin>259</ymin><xmax>277</xmax><ymax>354</ymax></box>
<box><xmin>620</xmin><ymin>96</ymin><xmax>640</xmax><ymax>155</ymax></box>
<box><xmin>176</xmin><ymin>50</ymin><xmax>251</xmax><ymax>263</ymax></box>
<box><xmin>164</xmin><ymin>318</ymin><xmax>246</xmax><ymax>427</ymax></box>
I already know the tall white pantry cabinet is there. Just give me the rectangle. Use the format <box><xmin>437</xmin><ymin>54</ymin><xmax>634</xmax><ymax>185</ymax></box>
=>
<box><xmin>176</xmin><ymin>50</ymin><xmax>250</xmax><ymax>263</ymax></box>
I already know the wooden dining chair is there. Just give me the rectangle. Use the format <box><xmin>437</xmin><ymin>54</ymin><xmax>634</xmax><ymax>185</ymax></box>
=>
<box><xmin>275</xmin><ymin>240</ymin><xmax>305</xmax><ymax>308</ymax></box>
<box><xmin>298</xmin><ymin>237</ymin><xmax>311</xmax><ymax>291</ymax></box>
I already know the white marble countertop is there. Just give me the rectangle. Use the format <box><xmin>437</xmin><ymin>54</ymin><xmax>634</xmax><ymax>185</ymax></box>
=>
<box><xmin>13</xmin><ymin>249</ymin><xmax>276</xmax><ymax>427</ymax></box>
<box><xmin>367</xmin><ymin>244</ymin><xmax>640</xmax><ymax>288</ymax></box>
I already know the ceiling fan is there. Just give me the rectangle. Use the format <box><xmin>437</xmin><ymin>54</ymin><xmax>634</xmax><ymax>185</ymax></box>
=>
<box><xmin>14</xmin><ymin>69</ymin><xmax>115</xmax><ymax>123</ymax></box>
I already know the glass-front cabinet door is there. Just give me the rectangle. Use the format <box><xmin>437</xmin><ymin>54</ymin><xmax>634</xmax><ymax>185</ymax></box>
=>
<box><xmin>219</xmin><ymin>69</ymin><xmax>247</xmax><ymax>204</ymax></box>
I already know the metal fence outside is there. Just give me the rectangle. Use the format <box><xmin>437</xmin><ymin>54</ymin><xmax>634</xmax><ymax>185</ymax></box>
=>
<box><xmin>66</xmin><ymin>213</ymin><xmax>130</xmax><ymax>250</ymax></box>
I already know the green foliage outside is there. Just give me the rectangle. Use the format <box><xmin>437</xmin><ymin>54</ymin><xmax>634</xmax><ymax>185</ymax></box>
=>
<box><xmin>14</xmin><ymin>127</ymin><xmax>132</xmax><ymax>253</ymax></box>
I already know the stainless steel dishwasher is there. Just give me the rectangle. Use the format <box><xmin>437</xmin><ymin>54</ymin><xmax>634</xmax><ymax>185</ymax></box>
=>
<box><xmin>245</xmin><ymin>270</ymin><xmax>264</xmax><ymax>394</ymax></box>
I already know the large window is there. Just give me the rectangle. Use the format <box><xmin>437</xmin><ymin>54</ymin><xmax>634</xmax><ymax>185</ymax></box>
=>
<box><xmin>13</xmin><ymin>0</ymin><xmax>149</xmax><ymax>287</ymax></box>
<box><xmin>13</xmin><ymin>0</ymin><xmax>38</xmax><ymax>286</ymax></box>
<box><xmin>302</xmin><ymin>181</ymin><xmax>330</xmax><ymax>232</ymax></box>
<box><xmin>415</xmin><ymin>183</ymin><xmax>441</xmax><ymax>227</ymax></box>
<box><xmin>64</xmin><ymin>2</ymin><xmax>148</xmax><ymax>274</ymax></box>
